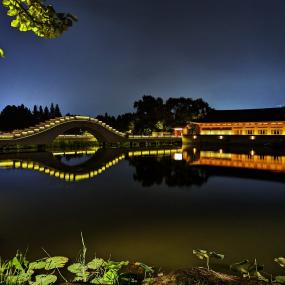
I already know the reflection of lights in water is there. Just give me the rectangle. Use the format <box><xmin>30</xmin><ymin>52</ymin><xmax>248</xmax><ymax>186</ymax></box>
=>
<box><xmin>174</xmin><ymin>153</ymin><xmax>183</xmax><ymax>160</ymax></box>
<box><xmin>250</xmin><ymin>136</ymin><xmax>256</xmax><ymax>140</ymax></box>
<box><xmin>219</xmin><ymin>149</ymin><xmax>223</xmax><ymax>154</ymax></box>
<box><xmin>219</xmin><ymin>135</ymin><xmax>224</xmax><ymax>139</ymax></box>
<box><xmin>193</xmin><ymin>135</ymin><xmax>197</xmax><ymax>139</ymax></box>
<box><xmin>191</xmin><ymin>150</ymin><xmax>285</xmax><ymax>172</ymax></box>
<box><xmin>193</xmin><ymin>148</ymin><xmax>197</xmax><ymax>154</ymax></box>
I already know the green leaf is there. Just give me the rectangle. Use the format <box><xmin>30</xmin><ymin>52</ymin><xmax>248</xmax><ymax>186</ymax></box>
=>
<box><xmin>31</xmin><ymin>274</ymin><xmax>57</xmax><ymax>285</ymax></box>
<box><xmin>0</xmin><ymin>48</ymin><xmax>5</xmax><ymax>58</ymax></box>
<box><xmin>209</xmin><ymin>251</ymin><xmax>224</xmax><ymax>260</ymax></box>
<box><xmin>2</xmin><ymin>0</ymin><xmax>11</xmax><ymax>5</ymax></box>
<box><xmin>12</xmin><ymin>256</ymin><xmax>24</xmax><ymax>271</ymax></box>
<box><xmin>230</xmin><ymin>260</ymin><xmax>251</xmax><ymax>275</ymax></box>
<box><xmin>67</xmin><ymin>262</ymin><xmax>87</xmax><ymax>274</ymax></box>
<box><xmin>11</xmin><ymin>19</ymin><xmax>19</xmax><ymax>28</ymax></box>
<box><xmin>74</xmin><ymin>272</ymin><xmax>90</xmax><ymax>282</ymax></box>
<box><xmin>275</xmin><ymin>257</ymin><xmax>285</xmax><ymax>268</ymax></box>
<box><xmin>102</xmin><ymin>270</ymin><xmax>119</xmax><ymax>284</ymax></box>
<box><xmin>134</xmin><ymin>262</ymin><xmax>154</xmax><ymax>274</ymax></box>
<box><xmin>106</xmin><ymin>260</ymin><xmax>129</xmax><ymax>271</ymax></box>
<box><xmin>6</xmin><ymin>272</ymin><xmax>31</xmax><ymax>283</ymax></box>
<box><xmin>67</xmin><ymin>263</ymin><xmax>89</xmax><ymax>282</ymax></box>
<box><xmin>29</xmin><ymin>260</ymin><xmax>47</xmax><ymax>270</ymax></box>
<box><xmin>193</xmin><ymin>249</ymin><xmax>209</xmax><ymax>260</ymax></box>
<box><xmin>230</xmin><ymin>259</ymin><xmax>264</xmax><ymax>277</ymax></box>
<box><xmin>87</xmin><ymin>258</ymin><xmax>106</xmax><ymax>270</ymax></box>
<box><xmin>275</xmin><ymin>276</ymin><xmax>285</xmax><ymax>283</ymax></box>
<box><xmin>44</xmin><ymin>256</ymin><xmax>68</xmax><ymax>270</ymax></box>
<box><xmin>252</xmin><ymin>271</ymin><xmax>268</xmax><ymax>282</ymax></box>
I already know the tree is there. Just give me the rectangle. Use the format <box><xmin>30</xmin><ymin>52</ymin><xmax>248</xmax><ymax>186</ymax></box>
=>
<box><xmin>1</xmin><ymin>0</ymin><xmax>77</xmax><ymax>57</ymax></box>
<box><xmin>43</xmin><ymin>105</ymin><xmax>50</xmax><ymax>120</ymax></box>
<box><xmin>54</xmin><ymin>104</ymin><xmax>62</xmax><ymax>117</ymax></box>
<box><xmin>50</xmin><ymin>103</ymin><xmax>55</xmax><ymax>118</ymax></box>
<box><xmin>133</xmin><ymin>95</ymin><xmax>166</xmax><ymax>134</ymax></box>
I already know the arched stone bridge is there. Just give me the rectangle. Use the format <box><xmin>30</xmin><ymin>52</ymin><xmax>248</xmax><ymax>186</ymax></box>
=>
<box><xmin>0</xmin><ymin>115</ymin><xmax>181</xmax><ymax>147</ymax></box>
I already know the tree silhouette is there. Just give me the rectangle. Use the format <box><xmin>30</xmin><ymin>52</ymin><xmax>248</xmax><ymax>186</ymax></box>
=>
<box><xmin>0</xmin><ymin>103</ymin><xmax>63</xmax><ymax>131</ymax></box>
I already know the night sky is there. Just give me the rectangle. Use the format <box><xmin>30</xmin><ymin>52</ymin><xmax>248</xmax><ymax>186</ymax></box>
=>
<box><xmin>1</xmin><ymin>0</ymin><xmax>285</xmax><ymax>116</ymax></box>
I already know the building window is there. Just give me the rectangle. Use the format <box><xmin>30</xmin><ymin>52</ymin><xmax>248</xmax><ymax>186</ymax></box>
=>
<box><xmin>271</xmin><ymin>129</ymin><xmax>282</xmax><ymax>135</ymax></box>
<box><xmin>247</xmin><ymin>130</ymin><xmax>253</xmax><ymax>135</ymax></box>
<box><xmin>258</xmin><ymin>130</ymin><xmax>267</xmax><ymax>135</ymax></box>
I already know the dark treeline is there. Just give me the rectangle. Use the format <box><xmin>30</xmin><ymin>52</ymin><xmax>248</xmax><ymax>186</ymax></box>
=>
<box><xmin>0</xmin><ymin>95</ymin><xmax>210</xmax><ymax>133</ymax></box>
<box><xmin>97</xmin><ymin>95</ymin><xmax>212</xmax><ymax>134</ymax></box>
<box><xmin>0</xmin><ymin>103</ymin><xmax>62</xmax><ymax>131</ymax></box>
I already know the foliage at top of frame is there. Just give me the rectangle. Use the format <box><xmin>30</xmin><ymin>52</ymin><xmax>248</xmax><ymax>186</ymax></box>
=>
<box><xmin>2</xmin><ymin>0</ymin><xmax>77</xmax><ymax>38</ymax></box>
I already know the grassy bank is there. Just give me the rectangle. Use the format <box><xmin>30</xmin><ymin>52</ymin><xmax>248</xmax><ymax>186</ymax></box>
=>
<box><xmin>1</xmin><ymin>238</ymin><xmax>285</xmax><ymax>285</ymax></box>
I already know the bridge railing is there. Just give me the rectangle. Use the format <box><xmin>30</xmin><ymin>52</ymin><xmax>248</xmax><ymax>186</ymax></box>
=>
<box><xmin>127</xmin><ymin>134</ymin><xmax>179</xmax><ymax>139</ymax></box>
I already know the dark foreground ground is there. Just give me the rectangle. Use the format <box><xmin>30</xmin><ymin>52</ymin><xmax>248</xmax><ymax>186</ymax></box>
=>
<box><xmin>61</xmin><ymin>267</ymin><xmax>282</xmax><ymax>285</ymax></box>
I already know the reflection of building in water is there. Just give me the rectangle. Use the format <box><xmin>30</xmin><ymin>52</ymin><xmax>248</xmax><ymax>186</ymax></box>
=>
<box><xmin>183</xmin><ymin>108</ymin><xmax>285</xmax><ymax>144</ymax></box>
<box><xmin>184</xmin><ymin>149</ymin><xmax>285</xmax><ymax>173</ymax></box>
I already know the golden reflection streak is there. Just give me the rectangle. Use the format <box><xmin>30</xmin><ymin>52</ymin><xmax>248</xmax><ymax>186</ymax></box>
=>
<box><xmin>187</xmin><ymin>150</ymin><xmax>285</xmax><ymax>172</ymax></box>
<box><xmin>0</xmin><ymin>149</ymin><xmax>181</xmax><ymax>182</ymax></box>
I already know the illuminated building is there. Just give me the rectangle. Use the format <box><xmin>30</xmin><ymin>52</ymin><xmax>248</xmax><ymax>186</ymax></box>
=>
<box><xmin>183</xmin><ymin>107</ymin><xmax>285</xmax><ymax>144</ymax></box>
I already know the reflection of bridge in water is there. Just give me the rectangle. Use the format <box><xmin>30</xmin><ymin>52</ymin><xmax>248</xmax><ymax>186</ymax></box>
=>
<box><xmin>1</xmin><ymin>147</ymin><xmax>285</xmax><ymax>183</ymax></box>
<box><xmin>0</xmin><ymin>115</ymin><xmax>181</xmax><ymax>147</ymax></box>
<box><xmin>0</xmin><ymin>148</ymin><xmax>181</xmax><ymax>182</ymax></box>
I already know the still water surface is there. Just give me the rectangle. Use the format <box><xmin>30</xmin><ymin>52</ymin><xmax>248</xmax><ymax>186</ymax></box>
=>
<box><xmin>0</xmin><ymin>147</ymin><xmax>284</xmax><ymax>274</ymax></box>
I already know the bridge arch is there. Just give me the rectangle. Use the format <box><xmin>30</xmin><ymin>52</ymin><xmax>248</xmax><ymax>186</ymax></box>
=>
<box><xmin>0</xmin><ymin>116</ymin><xmax>127</xmax><ymax>146</ymax></box>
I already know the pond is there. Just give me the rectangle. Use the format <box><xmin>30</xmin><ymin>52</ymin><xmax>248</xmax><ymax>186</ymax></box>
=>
<box><xmin>0</xmin><ymin>146</ymin><xmax>284</xmax><ymax>274</ymax></box>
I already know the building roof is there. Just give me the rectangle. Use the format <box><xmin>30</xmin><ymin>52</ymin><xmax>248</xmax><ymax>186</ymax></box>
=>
<box><xmin>197</xmin><ymin>107</ymin><xmax>285</xmax><ymax>123</ymax></box>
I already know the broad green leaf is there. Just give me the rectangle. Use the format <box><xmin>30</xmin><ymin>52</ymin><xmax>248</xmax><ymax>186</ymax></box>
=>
<box><xmin>29</xmin><ymin>260</ymin><xmax>47</xmax><ymax>270</ymax></box>
<box><xmin>0</xmin><ymin>48</ymin><xmax>4</xmax><ymax>58</ymax></box>
<box><xmin>67</xmin><ymin>262</ymin><xmax>87</xmax><ymax>274</ymax></box>
<box><xmin>102</xmin><ymin>270</ymin><xmax>119</xmax><ymax>284</ymax></box>
<box><xmin>44</xmin><ymin>256</ymin><xmax>68</xmax><ymax>270</ymax></box>
<box><xmin>31</xmin><ymin>274</ymin><xmax>57</xmax><ymax>285</ymax></box>
<box><xmin>275</xmin><ymin>257</ymin><xmax>285</xmax><ymax>268</ymax></box>
<box><xmin>275</xmin><ymin>276</ymin><xmax>285</xmax><ymax>283</ymax></box>
<box><xmin>87</xmin><ymin>258</ymin><xmax>106</xmax><ymax>270</ymax></box>
<box><xmin>68</xmin><ymin>263</ymin><xmax>89</xmax><ymax>282</ymax></box>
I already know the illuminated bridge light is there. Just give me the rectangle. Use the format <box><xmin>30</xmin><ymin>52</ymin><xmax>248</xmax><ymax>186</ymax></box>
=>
<box><xmin>0</xmin><ymin>161</ymin><xmax>14</xmax><ymax>168</ymax></box>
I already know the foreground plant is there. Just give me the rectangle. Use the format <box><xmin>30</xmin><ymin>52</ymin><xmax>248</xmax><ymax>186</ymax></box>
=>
<box><xmin>274</xmin><ymin>257</ymin><xmax>285</xmax><ymax>283</ymax></box>
<box><xmin>193</xmin><ymin>249</ymin><xmax>224</xmax><ymax>270</ymax></box>
<box><xmin>0</xmin><ymin>250</ymin><xmax>68</xmax><ymax>285</ymax></box>
<box><xmin>230</xmin><ymin>259</ymin><xmax>268</xmax><ymax>282</ymax></box>
<box><xmin>67</xmin><ymin>233</ymin><xmax>153</xmax><ymax>284</ymax></box>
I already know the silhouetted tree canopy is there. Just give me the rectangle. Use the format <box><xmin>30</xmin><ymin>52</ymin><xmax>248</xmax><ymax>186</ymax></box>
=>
<box><xmin>0</xmin><ymin>103</ymin><xmax>62</xmax><ymax>131</ymax></box>
<box><xmin>97</xmin><ymin>95</ymin><xmax>212</xmax><ymax>134</ymax></box>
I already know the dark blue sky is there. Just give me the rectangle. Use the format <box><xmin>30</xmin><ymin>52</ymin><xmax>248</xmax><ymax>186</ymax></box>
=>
<box><xmin>1</xmin><ymin>0</ymin><xmax>285</xmax><ymax>116</ymax></box>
